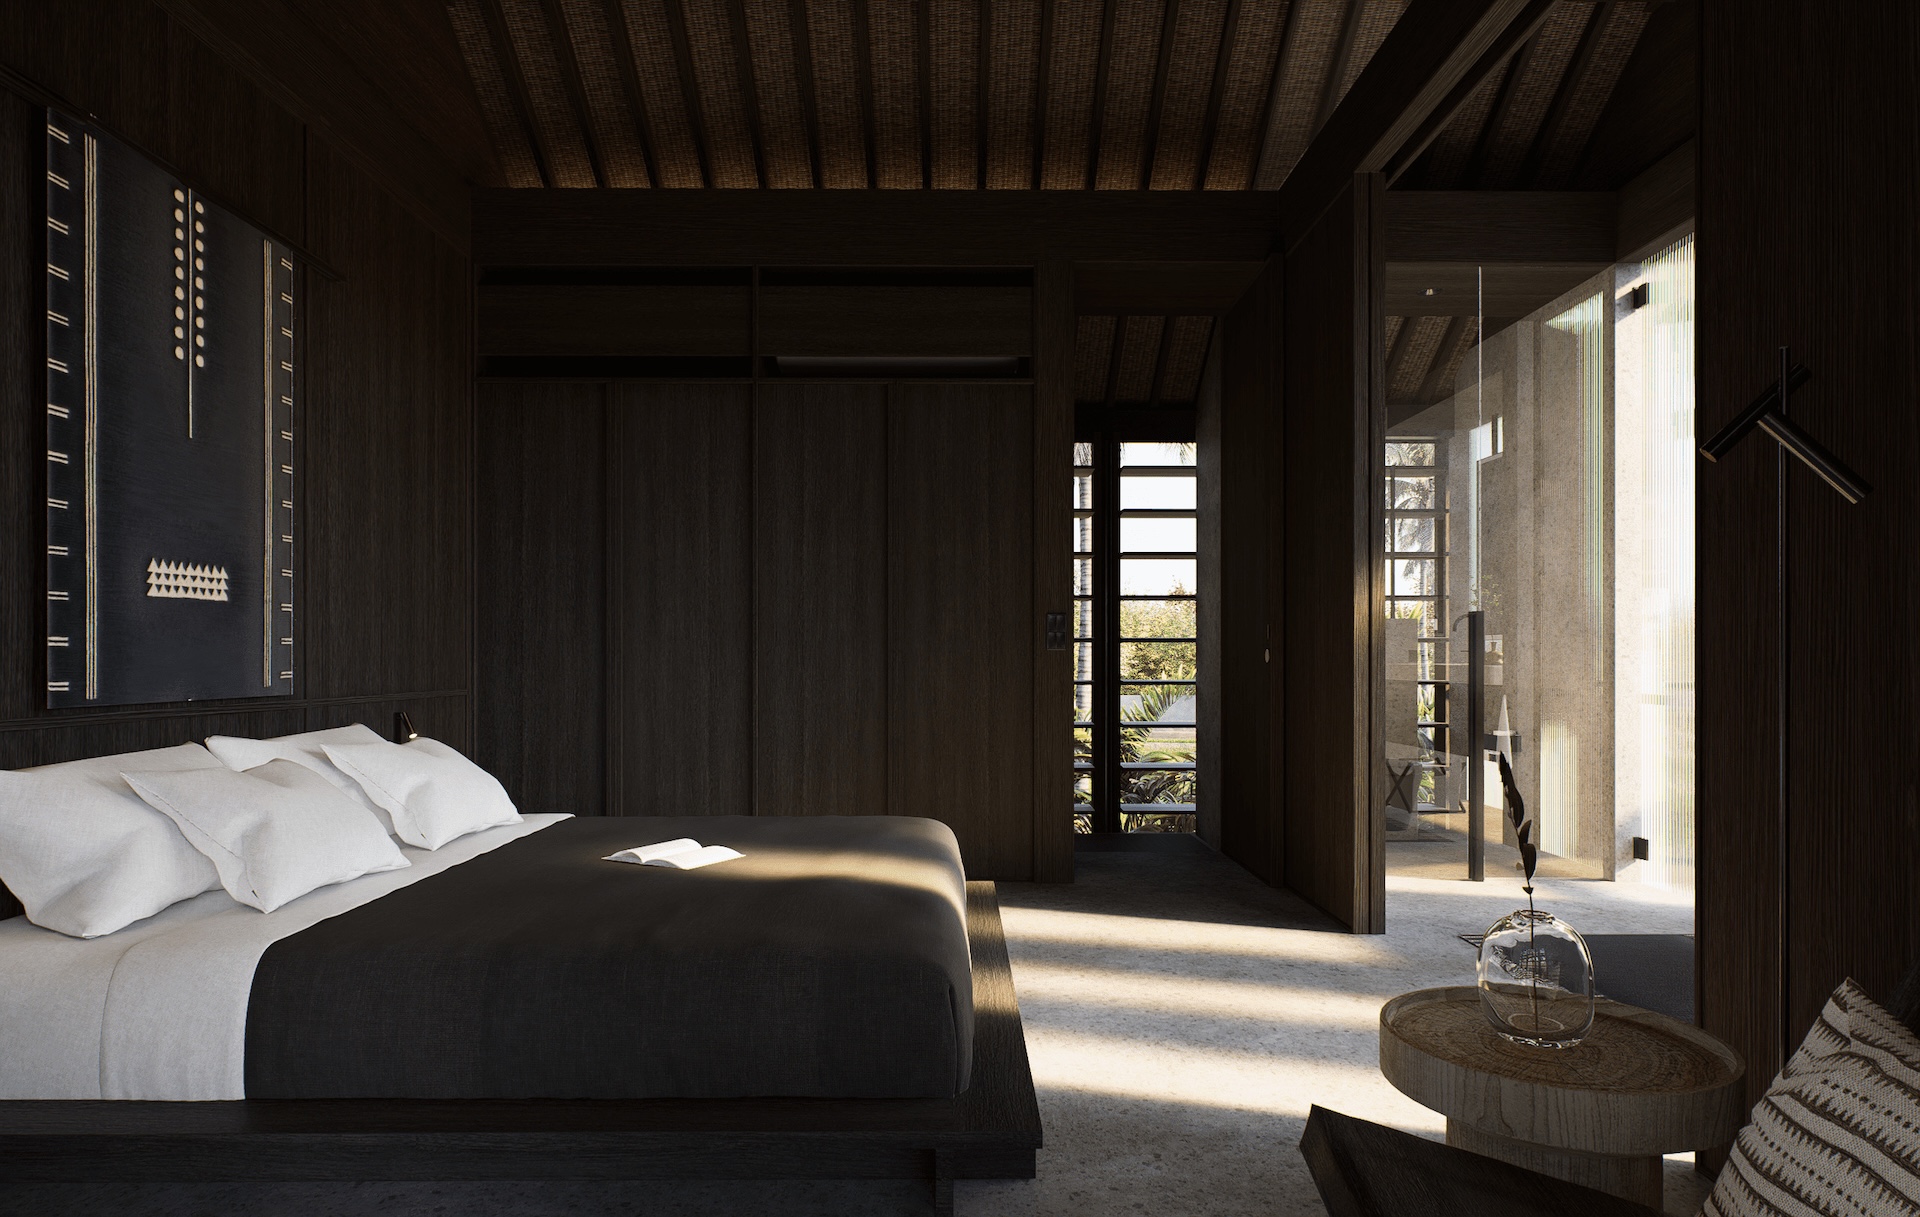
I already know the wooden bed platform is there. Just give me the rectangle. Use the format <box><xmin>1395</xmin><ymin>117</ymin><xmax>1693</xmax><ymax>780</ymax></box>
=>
<box><xmin>0</xmin><ymin>881</ymin><xmax>1040</xmax><ymax>1217</ymax></box>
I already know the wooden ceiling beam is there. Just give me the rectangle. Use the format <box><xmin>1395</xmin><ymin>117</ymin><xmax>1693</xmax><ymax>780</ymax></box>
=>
<box><xmin>1191</xmin><ymin>0</ymin><xmax>1245</xmax><ymax>187</ymax></box>
<box><xmin>1309</xmin><ymin>0</ymin><xmax>1365</xmax><ymax>137</ymax></box>
<box><xmin>660</xmin><ymin>0</ymin><xmax>717</xmax><ymax>187</ymax></box>
<box><xmin>1378</xmin><ymin>0</ymin><xmax>1556</xmax><ymax>187</ymax></box>
<box><xmin>785</xmin><ymin>0</ymin><xmax>826</xmax><ymax>188</ymax></box>
<box><xmin>1274</xmin><ymin>0</ymin><xmax>1538</xmax><ymax>248</ymax></box>
<box><xmin>721</xmin><ymin>0</ymin><xmax>771</xmax><ymax>187</ymax></box>
<box><xmin>1383</xmin><ymin>189</ymin><xmax>1617</xmax><ymax>262</ymax></box>
<box><xmin>1515</xmin><ymin>0</ymin><xmax>1612</xmax><ymax>188</ymax></box>
<box><xmin>478</xmin><ymin>0</ymin><xmax>558</xmax><ymax>188</ymax></box>
<box><xmin>475</xmin><ymin>189</ymin><xmax>1283</xmax><ymax>264</ymax></box>
<box><xmin>599</xmin><ymin>0</ymin><xmax>664</xmax><ymax>185</ymax></box>
<box><xmin>1412</xmin><ymin>315</ymin><xmax>1469</xmax><ymax>402</ymax></box>
<box><xmin>1137</xmin><ymin>0</ymin><xmax>1186</xmax><ymax>189</ymax></box>
<box><xmin>538</xmin><ymin>0</ymin><xmax>612</xmax><ymax>186</ymax></box>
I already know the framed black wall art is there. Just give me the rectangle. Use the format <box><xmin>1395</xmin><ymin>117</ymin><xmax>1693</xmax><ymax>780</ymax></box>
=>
<box><xmin>43</xmin><ymin>110</ymin><xmax>296</xmax><ymax>708</ymax></box>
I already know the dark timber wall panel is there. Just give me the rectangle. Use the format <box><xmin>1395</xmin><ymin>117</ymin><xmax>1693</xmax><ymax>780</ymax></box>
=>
<box><xmin>1281</xmin><ymin>177</ymin><xmax>1385</xmax><ymax>934</ymax></box>
<box><xmin>1216</xmin><ymin>265</ymin><xmax>1279</xmax><ymax>883</ymax></box>
<box><xmin>608</xmin><ymin>384</ymin><xmax>755</xmax><ymax>818</ymax></box>
<box><xmin>888</xmin><ymin>384</ymin><xmax>1036</xmax><ymax>880</ymax></box>
<box><xmin>0</xmin><ymin>7</ymin><xmax>471</xmax><ymax>778</ymax></box>
<box><xmin>302</xmin><ymin>140</ymin><xmax>473</xmax><ymax>704</ymax></box>
<box><xmin>1698</xmin><ymin>0</ymin><xmax>1920</xmax><ymax>1110</ymax></box>
<box><xmin>753</xmin><ymin>384</ymin><xmax>889</xmax><ymax>818</ymax></box>
<box><xmin>474</xmin><ymin>384</ymin><xmax>607</xmax><ymax>817</ymax></box>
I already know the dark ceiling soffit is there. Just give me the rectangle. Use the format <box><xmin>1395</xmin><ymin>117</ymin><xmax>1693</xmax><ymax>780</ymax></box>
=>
<box><xmin>1384</xmin><ymin>190</ymin><xmax>1618</xmax><ymax>263</ymax></box>
<box><xmin>471</xmin><ymin>191</ymin><xmax>1285</xmax><ymax>266</ymax></box>
<box><xmin>1074</xmin><ymin>404</ymin><xmax>1198</xmax><ymax>443</ymax></box>
<box><xmin>1274</xmin><ymin>0</ymin><xmax>1540</xmax><ymax>251</ymax></box>
<box><xmin>1074</xmin><ymin>261</ymin><xmax>1268</xmax><ymax>315</ymax></box>
<box><xmin>154</xmin><ymin>0</ymin><xmax>475</xmax><ymax>247</ymax></box>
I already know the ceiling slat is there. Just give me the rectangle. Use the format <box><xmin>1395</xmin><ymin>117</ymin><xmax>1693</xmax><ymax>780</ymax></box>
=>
<box><xmin>1113</xmin><ymin>315</ymin><xmax>1168</xmax><ymax>404</ymax></box>
<box><xmin>1092</xmin><ymin>0</ymin><xmax>1169</xmax><ymax>190</ymax></box>
<box><xmin>1315</xmin><ymin>0</ymin><xmax>1407</xmax><ymax>135</ymax></box>
<box><xmin>677</xmin><ymin>0</ymin><xmax>761</xmax><ymax>186</ymax></box>
<box><xmin>1252</xmin><ymin>0</ymin><xmax>1346</xmax><ymax>188</ymax></box>
<box><xmin>1037</xmin><ymin>0</ymin><xmax>1105</xmax><ymax>188</ymax></box>
<box><xmin>497</xmin><ymin>0</ymin><xmax>600</xmax><ymax>186</ymax></box>
<box><xmin>867</xmin><ymin>0</ymin><xmax>923</xmax><ymax>188</ymax></box>
<box><xmin>782</xmin><ymin>0</ymin><xmax>826</xmax><ymax>186</ymax></box>
<box><xmin>1414</xmin><ymin>315</ymin><xmax>1472</xmax><ymax>403</ymax></box>
<box><xmin>1199</xmin><ymin>0</ymin><xmax>1287</xmax><ymax>189</ymax></box>
<box><xmin>1530</xmin><ymin>0</ymin><xmax>1651</xmax><ymax>188</ymax></box>
<box><xmin>1390</xmin><ymin>315</ymin><xmax>1448</xmax><ymax>401</ymax></box>
<box><xmin>1414</xmin><ymin>58</ymin><xmax>1507</xmax><ymax>187</ymax></box>
<box><xmin>801</xmin><ymin>0</ymin><xmax>870</xmax><ymax>187</ymax></box>
<box><xmin>615</xmin><ymin>0</ymin><xmax>709</xmax><ymax>186</ymax></box>
<box><xmin>929</xmin><ymin>0</ymin><xmax>980</xmax><ymax>188</ymax></box>
<box><xmin>447</xmin><ymin>0</ymin><xmax>546</xmax><ymax>187</ymax></box>
<box><xmin>553</xmin><ymin>0</ymin><xmax>653</xmax><ymax>186</ymax></box>
<box><xmin>984</xmin><ymin>0</ymin><xmax>1042</xmax><ymax>189</ymax></box>
<box><xmin>1148</xmin><ymin>0</ymin><xmax>1230</xmax><ymax>189</ymax></box>
<box><xmin>1472</xmin><ymin>3</ymin><xmax>1587</xmax><ymax>188</ymax></box>
<box><xmin>1514</xmin><ymin>0</ymin><xmax>1610</xmax><ymax>187</ymax></box>
<box><xmin>739</xmin><ymin>0</ymin><xmax>813</xmax><ymax>187</ymax></box>
<box><xmin>1076</xmin><ymin>315</ymin><xmax>1119</xmax><ymax>402</ymax></box>
<box><xmin>1156</xmin><ymin>316</ymin><xmax>1214</xmax><ymax>402</ymax></box>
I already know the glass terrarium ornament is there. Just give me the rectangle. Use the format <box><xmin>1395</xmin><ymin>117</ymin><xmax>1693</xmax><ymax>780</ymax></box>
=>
<box><xmin>1477</xmin><ymin>753</ymin><xmax>1595</xmax><ymax>1048</ymax></box>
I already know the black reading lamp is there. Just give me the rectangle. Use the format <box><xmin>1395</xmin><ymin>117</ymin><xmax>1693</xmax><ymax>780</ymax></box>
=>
<box><xmin>392</xmin><ymin>712</ymin><xmax>420</xmax><ymax>744</ymax></box>
<box><xmin>1697</xmin><ymin>348</ymin><xmax>1869</xmax><ymax>1068</ymax></box>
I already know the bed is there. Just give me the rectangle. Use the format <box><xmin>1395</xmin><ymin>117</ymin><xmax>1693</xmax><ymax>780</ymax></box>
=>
<box><xmin>0</xmin><ymin>810</ymin><xmax>1039</xmax><ymax>1214</ymax></box>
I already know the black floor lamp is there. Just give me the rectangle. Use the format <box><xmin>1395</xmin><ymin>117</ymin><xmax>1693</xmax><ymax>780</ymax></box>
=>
<box><xmin>1698</xmin><ymin>347</ymin><xmax>1870</xmax><ymax>1066</ymax></box>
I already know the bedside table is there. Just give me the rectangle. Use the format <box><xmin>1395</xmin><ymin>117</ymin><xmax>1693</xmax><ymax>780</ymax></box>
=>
<box><xmin>1378</xmin><ymin>986</ymin><xmax>1745</xmax><ymax>1207</ymax></box>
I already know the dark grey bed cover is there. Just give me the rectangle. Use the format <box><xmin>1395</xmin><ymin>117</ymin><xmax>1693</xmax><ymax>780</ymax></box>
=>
<box><xmin>243</xmin><ymin>815</ymin><xmax>973</xmax><ymax>1099</ymax></box>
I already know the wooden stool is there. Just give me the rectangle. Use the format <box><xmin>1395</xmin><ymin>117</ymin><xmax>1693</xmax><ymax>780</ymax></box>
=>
<box><xmin>1379</xmin><ymin>987</ymin><xmax>1745</xmax><ymax>1208</ymax></box>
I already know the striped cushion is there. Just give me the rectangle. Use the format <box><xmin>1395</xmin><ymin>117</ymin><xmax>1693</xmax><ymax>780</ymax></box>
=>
<box><xmin>1704</xmin><ymin>979</ymin><xmax>1920</xmax><ymax>1217</ymax></box>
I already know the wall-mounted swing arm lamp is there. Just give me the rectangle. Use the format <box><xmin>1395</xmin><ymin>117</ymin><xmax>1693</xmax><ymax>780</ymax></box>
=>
<box><xmin>1698</xmin><ymin>359</ymin><xmax>1871</xmax><ymax>503</ymax></box>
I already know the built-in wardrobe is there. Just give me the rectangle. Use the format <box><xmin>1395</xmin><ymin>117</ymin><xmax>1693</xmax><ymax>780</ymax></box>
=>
<box><xmin>473</xmin><ymin>271</ymin><xmax>1065</xmax><ymax>881</ymax></box>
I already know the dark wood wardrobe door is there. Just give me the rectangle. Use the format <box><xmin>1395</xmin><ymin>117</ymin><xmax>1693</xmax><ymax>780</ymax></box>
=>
<box><xmin>608</xmin><ymin>383</ymin><xmax>754</xmax><ymax>818</ymax></box>
<box><xmin>474</xmin><ymin>381</ymin><xmax>607</xmax><ymax>817</ymax></box>
<box><xmin>887</xmin><ymin>383</ymin><xmax>1036</xmax><ymax>880</ymax></box>
<box><xmin>753</xmin><ymin>384</ymin><xmax>889</xmax><ymax>818</ymax></box>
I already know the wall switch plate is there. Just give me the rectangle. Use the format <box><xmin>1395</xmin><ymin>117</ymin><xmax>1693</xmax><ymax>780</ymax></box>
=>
<box><xmin>1044</xmin><ymin>611</ymin><xmax>1068</xmax><ymax>650</ymax></box>
<box><xmin>1631</xmin><ymin>836</ymin><xmax>1650</xmax><ymax>861</ymax></box>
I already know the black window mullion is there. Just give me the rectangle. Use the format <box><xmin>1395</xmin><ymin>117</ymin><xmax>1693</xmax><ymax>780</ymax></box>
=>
<box><xmin>1096</xmin><ymin>429</ymin><xmax>1123</xmax><ymax>833</ymax></box>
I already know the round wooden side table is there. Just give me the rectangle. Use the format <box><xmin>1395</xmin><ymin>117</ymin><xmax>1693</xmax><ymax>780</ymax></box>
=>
<box><xmin>1379</xmin><ymin>986</ymin><xmax>1746</xmax><ymax>1208</ymax></box>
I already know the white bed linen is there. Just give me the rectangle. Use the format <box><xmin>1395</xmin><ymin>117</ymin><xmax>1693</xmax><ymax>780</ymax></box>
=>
<box><xmin>0</xmin><ymin>813</ymin><xmax>569</xmax><ymax>1100</ymax></box>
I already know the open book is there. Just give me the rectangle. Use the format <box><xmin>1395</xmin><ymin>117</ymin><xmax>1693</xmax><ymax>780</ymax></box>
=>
<box><xmin>603</xmin><ymin>838</ymin><xmax>743</xmax><ymax>870</ymax></box>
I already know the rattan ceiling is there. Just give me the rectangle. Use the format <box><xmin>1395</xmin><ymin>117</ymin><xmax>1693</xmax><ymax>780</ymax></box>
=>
<box><xmin>445</xmin><ymin>0</ymin><xmax>1661</xmax><ymax>406</ymax></box>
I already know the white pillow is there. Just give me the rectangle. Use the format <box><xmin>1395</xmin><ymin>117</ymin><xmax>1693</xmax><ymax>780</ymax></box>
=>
<box><xmin>321</xmin><ymin>736</ymin><xmax>520</xmax><ymax>850</ymax></box>
<box><xmin>204</xmin><ymin>724</ymin><xmax>396</xmax><ymax>835</ymax></box>
<box><xmin>120</xmin><ymin>760</ymin><xmax>409</xmax><ymax>914</ymax></box>
<box><xmin>0</xmin><ymin>743</ymin><xmax>224</xmax><ymax>938</ymax></box>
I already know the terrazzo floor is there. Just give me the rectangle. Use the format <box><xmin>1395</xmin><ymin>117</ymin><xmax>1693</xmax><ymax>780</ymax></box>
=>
<box><xmin>0</xmin><ymin>834</ymin><xmax>1703</xmax><ymax>1217</ymax></box>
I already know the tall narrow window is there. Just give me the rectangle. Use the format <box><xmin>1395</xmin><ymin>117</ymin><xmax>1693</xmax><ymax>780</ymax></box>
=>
<box><xmin>1072</xmin><ymin>442</ymin><xmax>1097</xmax><ymax>831</ymax></box>
<box><xmin>1117</xmin><ymin>442</ymin><xmax>1197</xmax><ymax>831</ymax></box>
<box><xmin>1074</xmin><ymin>434</ymin><xmax>1200</xmax><ymax>833</ymax></box>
